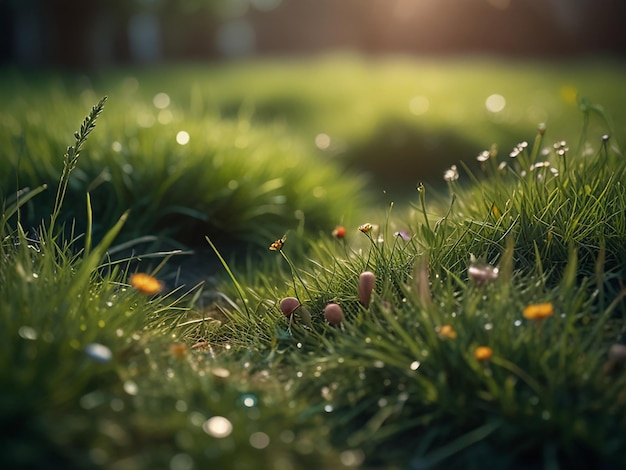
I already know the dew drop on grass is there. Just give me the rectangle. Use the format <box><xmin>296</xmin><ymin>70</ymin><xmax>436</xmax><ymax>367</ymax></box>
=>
<box><xmin>514</xmin><ymin>320</ymin><xmax>522</xmax><ymax>327</ymax></box>
<box><xmin>378</xmin><ymin>398</ymin><xmax>388</xmax><ymax>407</ymax></box>
<box><xmin>106</xmin><ymin>301</ymin><xmax>113</xmax><ymax>308</ymax></box>
<box><xmin>484</xmin><ymin>323</ymin><xmax>493</xmax><ymax>331</ymax></box>
<box><xmin>410</xmin><ymin>361</ymin><xmax>421</xmax><ymax>371</ymax></box>
<box><xmin>296</xmin><ymin>371</ymin><xmax>303</xmax><ymax>378</ymax></box>
<box><xmin>116</xmin><ymin>329</ymin><xmax>124</xmax><ymax>337</ymax></box>
<box><xmin>296</xmin><ymin>342</ymin><xmax>303</xmax><ymax>349</ymax></box>
<box><xmin>189</xmin><ymin>412</ymin><xmax>205</xmax><ymax>427</ymax></box>
<box><xmin>85</xmin><ymin>343</ymin><xmax>112</xmax><ymax>363</ymax></box>
<box><xmin>18</xmin><ymin>326</ymin><xmax>37</xmax><ymax>340</ymax></box>
<box><xmin>80</xmin><ymin>390</ymin><xmax>105</xmax><ymax>410</ymax></box>
<box><xmin>123</xmin><ymin>380</ymin><xmax>139</xmax><ymax>396</ymax></box>
<box><xmin>340</xmin><ymin>449</ymin><xmax>365</xmax><ymax>467</ymax></box>
<box><xmin>249</xmin><ymin>432</ymin><xmax>270</xmax><ymax>449</ymax></box>
<box><xmin>110</xmin><ymin>398</ymin><xmax>124</xmax><ymax>412</ymax></box>
<box><xmin>324</xmin><ymin>404</ymin><xmax>334</xmax><ymax>413</ymax></box>
<box><xmin>241</xmin><ymin>394</ymin><xmax>258</xmax><ymax>408</ymax></box>
<box><xmin>280</xmin><ymin>429</ymin><xmax>295</xmax><ymax>444</ymax></box>
<box><xmin>202</xmin><ymin>416</ymin><xmax>233</xmax><ymax>438</ymax></box>
<box><xmin>170</xmin><ymin>453</ymin><xmax>194</xmax><ymax>470</ymax></box>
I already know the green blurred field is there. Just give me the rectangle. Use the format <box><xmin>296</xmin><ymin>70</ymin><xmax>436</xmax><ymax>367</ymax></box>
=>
<box><xmin>1</xmin><ymin>55</ymin><xmax>624</xmax><ymax>244</ymax></box>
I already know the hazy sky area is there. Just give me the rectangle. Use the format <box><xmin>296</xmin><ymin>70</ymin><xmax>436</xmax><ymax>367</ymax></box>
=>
<box><xmin>1</xmin><ymin>0</ymin><xmax>625</xmax><ymax>68</ymax></box>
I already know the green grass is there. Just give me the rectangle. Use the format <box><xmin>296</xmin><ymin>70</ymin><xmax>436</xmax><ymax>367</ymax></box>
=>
<box><xmin>1</xmin><ymin>56</ymin><xmax>626</xmax><ymax>469</ymax></box>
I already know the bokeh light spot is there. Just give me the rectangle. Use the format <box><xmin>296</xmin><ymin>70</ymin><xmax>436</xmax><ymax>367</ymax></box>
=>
<box><xmin>315</xmin><ymin>133</ymin><xmax>331</xmax><ymax>150</ymax></box>
<box><xmin>249</xmin><ymin>431</ymin><xmax>270</xmax><ymax>449</ymax></box>
<box><xmin>153</xmin><ymin>92</ymin><xmax>171</xmax><ymax>109</ymax></box>
<box><xmin>202</xmin><ymin>416</ymin><xmax>233</xmax><ymax>438</ymax></box>
<box><xmin>176</xmin><ymin>131</ymin><xmax>190</xmax><ymax>145</ymax></box>
<box><xmin>409</xmin><ymin>95</ymin><xmax>430</xmax><ymax>115</ymax></box>
<box><xmin>485</xmin><ymin>94</ymin><xmax>506</xmax><ymax>113</ymax></box>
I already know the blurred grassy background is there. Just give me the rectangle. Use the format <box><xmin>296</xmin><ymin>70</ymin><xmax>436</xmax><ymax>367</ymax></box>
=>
<box><xmin>1</xmin><ymin>54</ymin><xmax>624</xmax><ymax>247</ymax></box>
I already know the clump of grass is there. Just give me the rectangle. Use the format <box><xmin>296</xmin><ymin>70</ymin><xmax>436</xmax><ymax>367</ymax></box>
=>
<box><xmin>202</xmin><ymin>106</ymin><xmax>626</xmax><ymax>468</ymax></box>
<box><xmin>0</xmin><ymin>74</ymin><xmax>367</xmax><ymax>250</ymax></box>
<box><xmin>0</xmin><ymin>98</ymin><xmax>349</xmax><ymax>469</ymax></box>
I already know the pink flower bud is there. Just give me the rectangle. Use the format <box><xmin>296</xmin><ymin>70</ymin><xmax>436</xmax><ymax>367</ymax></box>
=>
<box><xmin>324</xmin><ymin>303</ymin><xmax>343</xmax><ymax>325</ymax></box>
<box><xmin>279</xmin><ymin>297</ymin><xmax>301</xmax><ymax>318</ymax></box>
<box><xmin>358</xmin><ymin>271</ymin><xmax>376</xmax><ymax>308</ymax></box>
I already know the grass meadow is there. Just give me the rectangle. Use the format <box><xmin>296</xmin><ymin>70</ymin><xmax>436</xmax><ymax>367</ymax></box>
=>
<box><xmin>1</xmin><ymin>55</ymin><xmax>626</xmax><ymax>469</ymax></box>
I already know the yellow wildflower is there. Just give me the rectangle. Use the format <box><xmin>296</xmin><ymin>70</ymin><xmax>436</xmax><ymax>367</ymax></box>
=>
<box><xmin>523</xmin><ymin>302</ymin><xmax>554</xmax><ymax>321</ymax></box>
<box><xmin>474</xmin><ymin>346</ymin><xmax>493</xmax><ymax>362</ymax></box>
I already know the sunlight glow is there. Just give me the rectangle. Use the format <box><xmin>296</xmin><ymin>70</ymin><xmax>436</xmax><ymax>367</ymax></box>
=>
<box><xmin>485</xmin><ymin>94</ymin><xmax>506</xmax><ymax>113</ymax></box>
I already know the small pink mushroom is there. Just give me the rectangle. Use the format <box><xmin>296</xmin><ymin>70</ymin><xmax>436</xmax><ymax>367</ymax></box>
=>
<box><xmin>279</xmin><ymin>297</ymin><xmax>301</xmax><ymax>318</ymax></box>
<box><xmin>324</xmin><ymin>303</ymin><xmax>343</xmax><ymax>325</ymax></box>
<box><xmin>358</xmin><ymin>271</ymin><xmax>376</xmax><ymax>308</ymax></box>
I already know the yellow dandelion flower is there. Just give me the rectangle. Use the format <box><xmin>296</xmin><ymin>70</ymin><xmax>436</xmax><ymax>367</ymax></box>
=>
<box><xmin>130</xmin><ymin>273</ymin><xmax>163</xmax><ymax>295</ymax></box>
<box><xmin>523</xmin><ymin>302</ymin><xmax>554</xmax><ymax>321</ymax></box>
<box><xmin>438</xmin><ymin>324</ymin><xmax>457</xmax><ymax>339</ymax></box>
<box><xmin>474</xmin><ymin>346</ymin><xmax>493</xmax><ymax>361</ymax></box>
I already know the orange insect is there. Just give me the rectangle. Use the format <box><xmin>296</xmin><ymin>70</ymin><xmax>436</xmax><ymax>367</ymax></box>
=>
<box><xmin>269</xmin><ymin>234</ymin><xmax>287</xmax><ymax>251</ymax></box>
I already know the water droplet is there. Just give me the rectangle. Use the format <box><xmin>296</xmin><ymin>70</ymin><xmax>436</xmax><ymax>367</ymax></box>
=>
<box><xmin>170</xmin><ymin>453</ymin><xmax>194</xmax><ymax>470</ymax></box>
<box><xmin>514</xmin><ymin>320</ymin><xmax>522</xmax><ymax>327</ymax></box>
<box><xmin>116</xmin><ymin>329</ymin><xmax>124</xmax><ymax>337</ymax></box>
<box><xmin>123</xmin><ymin>380</ymin><xmax>138</xmax><ymax>396</ymax></box>
<box><xmin>410</xmin><ymin>361</ymin><xmax>421</xmax><ymax>371</ymax></box>
<box><xmin>85</xmin><ymin>343</ymin><xmax>113</xmax><ymax>363</ymax></box>
<box><xmin>203</xmin><ymin>416</ymin><xmax>233</xmax><ymax>438</ymax></box>
<box><xmin>484</xmin><ymin>322</ymin><xmax>493</xmax><ymax>331</ymax></box>
<box><xmin>241</xmin><ymin>394</ymin><xmax>258</xmax><ymax>408</ymax></box>
<box><xmin>296</xmin><ymin>342</ymin><xmax>303</xmax><ymax>349</ymax></box>
<box><xmin>212</xmin><ymin>367</ymin><xmax>230</xmax><ymax>378</ymax></box>
<box><xmin>373</xmin><ymin>360</ymin><xmax>385</xmax><ymax>368</ymax></box>
<box><xmin>249</xmin><ymin>431</ymin><xmax>270</xmax><ymax>449</ymax></box>
<box><xmin>18</xmin><ymin>326</ymin><xmax>37</xmax><ymax>340</ymax></box>
<box><xmin>340</xmin><ymin>449</ymin><xmax>365</xmax><ymax>467</ymax></box>
<box><xmin>378</xmin><ymin>398</ymin><xmax>388</xmax><ymax>407</ymax></box>
<box><xmin>189</xmin><ymin>412</ymin><xmax>205</xmax><ymax>427</ymax></box>
<box><xmin>324</xmin><ymin>404</ymin><xmax>334</xmax><ymax>413</ymax></box>
<box><xmin>80</xmin><ymin>390</ymin><xmax>105</xmax><ymax>410</ymax></box>
<box><xmin>280</xmin><ymin>430</ymin><xmax>295</xmax><ymax>443</ymax></box>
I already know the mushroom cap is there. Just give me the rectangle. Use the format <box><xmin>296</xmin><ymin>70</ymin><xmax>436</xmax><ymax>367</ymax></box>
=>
<box><xmin>324</xmin><ymin>303</ymin><xmax>344</xmax><ymax>325</ymax></box>
<box><xmin>279</xmin><ymin>297</ymin><xmax>301</xmax><ymax>317</ymax></box>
